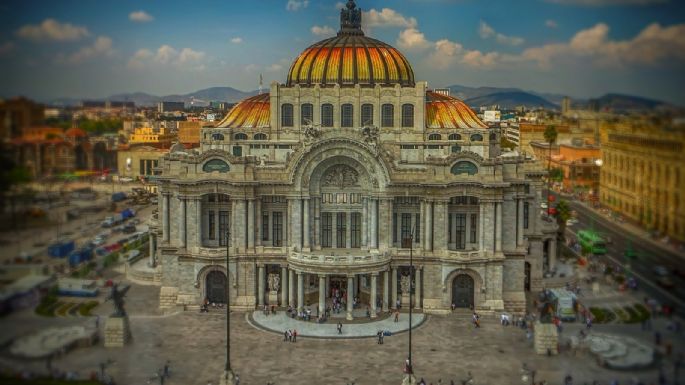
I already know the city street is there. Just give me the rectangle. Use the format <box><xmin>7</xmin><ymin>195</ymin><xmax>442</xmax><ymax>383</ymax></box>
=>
<box><xmin>552</xmin><ymin>192</ymin><xmax>685</xmax><ymax>317</ymax></box>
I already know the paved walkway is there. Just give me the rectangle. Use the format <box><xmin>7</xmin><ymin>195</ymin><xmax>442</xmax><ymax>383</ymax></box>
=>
<box><xmin>249</xmin><ymin>311</ymin><xmax>427</xmax><ymax>338</ymax></box>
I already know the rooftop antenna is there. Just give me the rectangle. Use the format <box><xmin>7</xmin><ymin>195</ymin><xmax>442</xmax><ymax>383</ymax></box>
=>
<box><xmin>258</xmin><ymin>73</ymin><xmax>263</xmax><ymax>95</ymax></box>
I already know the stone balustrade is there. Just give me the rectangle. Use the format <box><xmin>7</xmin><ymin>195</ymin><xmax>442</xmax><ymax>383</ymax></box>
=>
<box><xmin>287</xmin><ymin>250</ymin><xmax>390</xmax><ymax>274</ymax></box>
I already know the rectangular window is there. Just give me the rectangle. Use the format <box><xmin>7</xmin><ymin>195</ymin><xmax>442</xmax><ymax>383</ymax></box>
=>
<box><xmin>349</xmin><ymin>193</ymin><xmax>361</xmax><ymax>204</ymax></box>
<box><xmin>448</xmin><ymin>213</ymin><xmax>453</xmax><ymax>243</ymax></box>
<box><xmin>361</xmin><ymin>104</ymin><xmax>373</xmax><ymax>126</ymax></box>
<box><xmin>281</xmin><ymin>104</ymin><xmax>294</xmax><ymax>127</ymax></box>
<box><xmin>341</xmin><ymin>104</ymin><xmax>353</xmax><ymax>128</ymax></box>
<box><xmin>321</xmin><ymin>212</ymin><xmax>332</xmax><ymax>248</ymax></box>
<box><xmin>208</xmin><ymin>212</ymin><xmax>215</xmax><ymax>240</ymax></box>
<box><xmin>523</xmin><ymin>202</ymin><xmax>529</xmax><ymax>229</ymax></box>
<box><xmin>401</xmin><ymin>213</ymin><xmax>412</xmax><ymax>247</ymax></box>
<box><xmin>336</xmin><ymin>212</ymin><xmax>347</xmax><ymax>248</ymax></box>
<box><xmin>301</xmin><ymin>103</ymin><xmax>313</xmax><ymax>124</ymax></box>
<box><xmin>232</xmin><ymin>146</ymin><xmax>242</xmax><ymax>157</ymax></box>
<box><xmin>382</xmin><ymin>104</ymin><xmax>394</xmax><ymax>127</ymax></box>
<box><xmin>219</xmin><ymin>211</ymin><xmax>229</xmax><ymax>246</ymax></box>
<box><xmin>321</xmin><ymin>104</ymin><xmax>334</xmax><ymax>127</ymax></box>
<box><xmin>470</xmin><ymin>214</ymin><xmax>477</xmax><ymax>243</ymax></box>
<box><xmin>401</xmin><ymin>104</ymin><xmax>414</xmax><ymax>128</ymax></box>
<box><xmin>455</xmin><ymin>214</ymin><xmax>466</xmax><ymax>250</ymax></box>
<box><xmin>415</xmin><ymin>213</ymin><xmax>420</xmax><ymax>243</ymax></box>
<box><xmin>262</xmin><ymin>212</ymin><xmax>269</xmax><ymax>241</ymax></box>
<box><xmin>393</xmin><ymin>213</ymin><xmax>398</xmax><ymax>243</ymax></box>
<box><xmin>139</xmin><ymin>160</ymin><xmax>145</xmax><ymax>176</ymax></box>
<box><xmin>351</xmin><ymin>212</ymin><xmax>361</xmax><ymax>248</ymax></box>
<box><xmin>272</xmin><ymin>212</ymin><xmax>283</xmax><ymax>247</ymax></box>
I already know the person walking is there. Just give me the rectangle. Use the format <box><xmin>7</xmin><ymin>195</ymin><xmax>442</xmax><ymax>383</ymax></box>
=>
<box><xmin>283</xmin><ymin>330</ymin><xmax>288</xmax><ymax>341</ymax></box>
<box><xmin>377</xmin><ymin>331</ymin><xmax>382</xmax><ymax>344</ymax></box>
<box><xmin>380</xmin><ymin>331</ymin><xmax>384</xmax><ymax>344</ymax></box>
<box><xmin>394</xmin><ymin>310</ymin><xmax>400</xmax><ymax>322</ymax></box>
<box><xmin>163</xmin><ymin>361</ymin><xmax>170</xmax><ymax>378</ymax></box>
<box><xmin>337</xmin><ymin>322</ymin><xmax>343</xmax><ymax>335</ymax></box>
<box><xmin>293</xmin><ymin>329</ymin><xmax>298</xmax><ymax>343</ymax></box>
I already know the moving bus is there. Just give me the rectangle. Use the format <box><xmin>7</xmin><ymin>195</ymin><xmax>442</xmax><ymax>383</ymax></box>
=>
<box><xmin>577</xmin><ymin>230</ymin><xmax>607</xmax><ymax>254</ymax></box>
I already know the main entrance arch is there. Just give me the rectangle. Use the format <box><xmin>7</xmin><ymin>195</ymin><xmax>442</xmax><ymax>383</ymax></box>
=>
<box><xmin>451</xmin><ymin>274</ymin><xmax>474</xmax><ymax>308</ymax></box>
<box><xmin>206</xmin><ymin>271</ymin><xmax>227</xmax><ymax>304</ymax></box>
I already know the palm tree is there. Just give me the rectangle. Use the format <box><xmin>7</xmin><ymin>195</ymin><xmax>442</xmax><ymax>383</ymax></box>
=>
<box><xmin>555</xmin><ymin>199</ymin><xmax>572</xmax><ymax>241</ymax></box>
<box><xmin>543</xmin><ymin>125</ymin><xmax>558</xmax><ymax>212</ymax></box>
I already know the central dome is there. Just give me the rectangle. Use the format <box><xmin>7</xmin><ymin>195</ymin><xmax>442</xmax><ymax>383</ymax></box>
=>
<box><xmin>286</xmin><ymin>0</ymin><xmax>415</xmax><ymax>87</ymax></box>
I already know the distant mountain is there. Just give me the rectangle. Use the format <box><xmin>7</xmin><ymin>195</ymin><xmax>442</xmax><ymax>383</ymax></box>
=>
<box><xmin>587</xmin><ymin>93</ymin><xmax>668</xmax><ymax>112</ymax></box>
<box><xmin>464</xmin><ymin>91</ymin><xmax>559</xmax><ymax>110</ymax></box>
<box><xmin>48</xmin><ymin>86</ymin><xmax>258</xmax><ymax>107</ymax></box>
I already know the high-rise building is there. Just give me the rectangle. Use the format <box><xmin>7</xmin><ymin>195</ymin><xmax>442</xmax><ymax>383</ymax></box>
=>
<box><xmin>158</xmin><ymin>101</ymin><xmax>185</xmax><ymax>113</ymax></box>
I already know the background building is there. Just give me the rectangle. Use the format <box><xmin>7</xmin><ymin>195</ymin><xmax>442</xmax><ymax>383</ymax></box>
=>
<box><xmin>600</xmin><ymin>118</ymin><xmax>685</xmax><ymax>242</ymax></box>
<box><xmin>158</xmin><ymin>101</ymin><xmax>185</xmax><ymax>113</ymax></box>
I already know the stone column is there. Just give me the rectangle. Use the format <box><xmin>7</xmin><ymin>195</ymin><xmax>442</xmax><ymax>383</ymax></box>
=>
<box><xmin>281</xmin><ymin>266</ymin><xmax>288</xmax><ymax>306</ymax></box>
<box><xmin>148</xmin><ymin>233</ymin><xmax>156</xmax><ymax>267</ymax></box>
<box><xmin>257</xmin><ymin>265</ymin><xmax>265</xmax><ymax>307</ymax></box>
<box><xmin>426</xmin><ymin>201</ymin><xmax>433</xmax><ymax>252</ymax></box>
<box><xmin>370</xmin><ymin>273</ymin><xmax>378</xmax><ymax>318</ymax></box>
<box><xmin>318</xmin><ymin>275</ymin><xmax>326</xmax><ymax>316</ymax></box>
<box><xmin>517</xmin><ymin>198</ymin><xmax>524</xmax><ymax>247</ymax></box>
<box><xmin>354</xmin><ymin>274</ymin><xmax>360</xmax><ymax>296</ymax></box>
<box><xmin>290</xmin><ymin>199</ymin><xmax>302</xmax><ymax>250</ymax></box>
<box><xmin>382</xmin><ymin>270</ymin><xmax>389</xmax><ymax>312</ymax></box>
<box><xmin>414</xmin><ymin>268</ymin><xmax>422</xmax><ymax>310</ymax></box>
<box><xmin>370</xmin><ymin>199</ymin><xmax>378</xmax><ymax>249</ymax></box>
<box><xmin>313</xmin><ymin>198</ymin><xmax>320</xmax><ymax>249</ymax></box>
<box><xmin>549</xmin><ymin>238</ymin><xmax>557</xmax><ymax>272</ymax></box>
<box><xmin>297</xmin><ymin>272</ymin><xmax>304</xmax><ymax>312</ymax></box>
<box><xmin>255</xmin><ymin>198</ymin><xmax>262</xmax><ymax>247</ymax></box>
<box><xmin>391</xmin><ymin>267</ymin><xmax>398</xmax><ymax>309</ymax></box>
<box><xmin>288</xmin><ymin>269</ymin><xmax>296</xmax><ymax>308</ymax></box>
<box><xmin>361</xmin><ymin>197</ymin><xmax>368</xmax><ymax>247</ymax></box>
<box><xmin>495</xmin><ymin>202</ymin><xmax>503</xmax><ymax>252</ymax></box>
<box><xmin>303</xmin><ymin>199</ymin><xmax>311</xmax><ymax>250</ymax></box>
<box><xmin>179</xmin><ymin>198</ymin><xmax>187</xmax><ymax>248</ymax></box>
<box><xmin>196</xmin><ymin>197</ymin><xmax>202</xmax><ymax>248</ymax></box>
<box><xmin>346</xmin><ymin>275</ymin><xmax>354</xmax><ymax>320</ymax></box>
<box><xmin>479</xmin><ymin>204</ymin><xmax>484</xmax><ymax>251</ymax></box>
<box><xmin>162</xmin><ymin>194</ymin><xmax>170</xmax><ymax>243</ymax></box>
<box><xmin>247</xmin><ymin>199</ymin><xmax>255</xmax><ymax>250</ymax></box>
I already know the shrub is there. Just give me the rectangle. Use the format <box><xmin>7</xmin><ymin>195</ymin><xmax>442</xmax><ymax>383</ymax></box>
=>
<box><xmin>78</xmin><ymin>301</ymin><xmax>99</xmax><ymax>316</ymax></box>
<box><xmin>35</xmin><ymin>294</ymin><xmax>58</xmax><ymax>317</ymax></box>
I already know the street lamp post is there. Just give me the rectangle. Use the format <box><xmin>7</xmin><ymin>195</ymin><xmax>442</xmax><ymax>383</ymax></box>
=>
<box><xmin>402</xmin><ymin>229</ymin><xmax>416</xmax><ymax>384</ymax></box>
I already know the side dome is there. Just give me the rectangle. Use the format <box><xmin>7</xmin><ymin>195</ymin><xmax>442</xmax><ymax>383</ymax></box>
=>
<box><xmin>217</xmin><ymin>93</ymin><xmax>270</xmax><ymax>129</ymax></box>
<box><xmin>286</xmin><ymin>1</ymin><xmax>415</xmax><ymax>87</ymax></box>
<box><xmin>425</xmin><ymin>91</ymin><xmax>488</xmax><ymax>129</ymax></box>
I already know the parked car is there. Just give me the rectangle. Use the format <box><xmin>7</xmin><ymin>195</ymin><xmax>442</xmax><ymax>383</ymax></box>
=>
<box><xmin>653</xmin><ymin>265</ymin><xmax>670</xmax><ymax>277</ymax></box>
<box><xmin>540</xmin><ymin>202</ymin><xmax>548</xmax><ymax>209</ymax></box>
<box><xmin>91</xmin><ymin>236</ymin><xmax>106</xmax><ymax>246</ymax></box>
<box><xmin>566</xmin><ymin>218</ymin><xmax>579</xmax><ymax>226</ymax></box>
<box><xmin>122</xmin><ymin>224</ymin><xmax>137</xmax><ymax>234</ymax></box>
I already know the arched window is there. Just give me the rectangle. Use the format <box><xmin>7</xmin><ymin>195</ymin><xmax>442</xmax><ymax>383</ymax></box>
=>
<box><xmin>381</xmin><ymin>104</ymin><xmax>394</xmax><ymax>127</ymax></box>
<box><xmin>301</xmin><ymin>103</ymin><xmax>313</xmax><ymax>125</ymax></box>
<box><xmin>203</xmin><ymin>159</ymin><xmax>230</xmax><ymax>173</ymax></box>
<box><xmin>253</xmin><ymin>133</ymin><xmax>267</xmax><ymax>140</ymax></box>
<box><xmin>211</xmin><ymin>133</ymin><xmax>224</xmax><ymax>141</ymax></box>
<box><xmin>451</xmin><ymin>161</ymin><xmax>478</xmax><ymax>176</ymax></box>
<box><xmin>401</xmin><ymin>104</ymin><xmax>414</xmax><ymax>127</ymax></box>
<box><xmin>448</xmin><ymin>133</ymin><xmax>461</xmax><ymax>141</ymax></box>
<box><xmin>470</xmin><ymin>134</ymin><xmax>483</xmax><ymax>142</ymax></box>
<box><xmin>281</xmin><ymin>103</ymin><xmax>294</xmax><ymax>127</ymax></box>
<box><xmin>361</xmin><ymin>104</ymin><xmax>374</xmax><ymax>126</ymax></box>
<box><xmin>341</xmin><ymin>103</ymin><xmax>353</xmax><ymax>128</ymax></box>
<box><xmin>321</xmin><ymin>104</ymin><xmax>334</xmax><ymax>127</ymax></box>
<box><xmin>428</xmin><ymin>133</ymin><xmax>441</xmax><ymax>141</ymax></box>
<box><xmin>234</xmin><ymin>133</ymin><xmax>247</xmax><ymax>140</ymax></box>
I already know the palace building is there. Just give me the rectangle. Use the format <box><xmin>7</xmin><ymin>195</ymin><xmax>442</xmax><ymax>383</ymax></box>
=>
<box><xmin>152</xmin><ymin>0</ymin><xmax>556</xmax><ymax>317</ymax></box>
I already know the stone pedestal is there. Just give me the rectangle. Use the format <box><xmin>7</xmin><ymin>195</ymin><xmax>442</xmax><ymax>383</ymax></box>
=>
<box><xmin>534</xmin><ymin>321</ymin><xmax>558</xmax><ymax>355</ymax></box>
<box><xmin>104</xmin><ymin>316</ymin><xmax>131</xmax><ymax>348</ymax></box>
<box><xmin>268</xmin><ymin>291</ymin><xmax>279</xmax><ymax>306</ymax></box>
<box><xmin>401</xmin><ymin>293</ymin><xmax>410</xmax><ymax>307</ymax></box>
<box><xmin>401</xmin><ymin>374</ymin><xmax>417</xmax><ymax>385</ymax></box>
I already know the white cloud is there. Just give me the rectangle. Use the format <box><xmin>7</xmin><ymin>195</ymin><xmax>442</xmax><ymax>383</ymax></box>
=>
<box><xmin>16</xmin><ymin>19</ymin><xmax>89</xmax><ymax>42</ymax></box>
<box><xmin>0</xmin><ymin>41</ymin><xmax>14</xmax><ymax>55</ymax></box>
<box><xmin>267</xmin><ymin>63</ymin><xmax>284</xmax><ymax>72</ymax></box>
<box><xmin>461</xmin><ymin>50</ymin><xmax>500</xmax><ymax>67</ymax></box>
<box><xmin>127</xmin><ymin>44</ymin><xmax>206</xmax><ymax>70</ymax></box>
<box><xmin>520</xmin><ymin>22</ymin><xmax>685</xmax><ymax>68</ymax></box>
<box><xmin>396</xmin><ymin>28</ymin><xmax>431</xmax><ymax>51</ymax></box>
<box><xmin>545</xmin><ymin>0</ymin><xmax>666</xmax><ymax>5</ymax></box>
<box><xmin>311</xmin><ymin>25</ymin><xmax>335</xmax><ymax>37</ymax></box>
<box><xmin>364</xmin><ymin>8</ymin><xmax>417</xmax><ymax>29</ymax></box>
<box><xmin>129</xmin><ymin>10</ymin><xmax>153</xmax><ymax>23</ymax></box>
<box><xmin>230</xmin><ymin>37</ymin><xmax>243</xmax><ymax>44</ymax></box>
<box><xmin>428</xmin><ymin>39</ymin><xmax>463</xmax><ymax>69</ymax></box>
<box><xmin>546</xmin><ymin>20</ymin><xmax>559</xmax><ymax>28</ymax></box>
<box><xmin>61</xmin><ymin>36</ymin><xmax>113</xmax><ymax>64</ymax></box>
<box><xmin>286</xmin><ymin>0</ymin><xmax>309</xmax><ymax>11</ymax></box>
<box><xmin>479</xmin><ymin>21</ymin><xmax>524</xmax><ymax>46</ymax></box>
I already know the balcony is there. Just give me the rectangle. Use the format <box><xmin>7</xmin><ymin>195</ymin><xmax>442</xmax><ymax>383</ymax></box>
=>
<box><xmin>287</xmin><ymin>249</ymin><xmax>391</xmax><ymax>274</ymax></box>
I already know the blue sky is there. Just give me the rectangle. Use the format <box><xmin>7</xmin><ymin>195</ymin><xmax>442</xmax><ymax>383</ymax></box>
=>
<box><xmin>1</xmin><ymin>0</ymin><xmax>684</xmax><ymax>104</ymax></box>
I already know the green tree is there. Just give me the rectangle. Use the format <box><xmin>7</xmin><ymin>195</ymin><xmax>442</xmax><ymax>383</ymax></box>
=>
<box><xmin>550</xmin><ymin>167</ymin><xmax>564</xmax><ymax>182</ymax></box>
<box><xmin>555</xmin><ymin>199</ymin><xmax>572</xmax><ymax>240</ymax></box>
<box><xmin>543</xmin><ymin>125</ymin><xmax>558</xmax><ymax>209</ymax></box>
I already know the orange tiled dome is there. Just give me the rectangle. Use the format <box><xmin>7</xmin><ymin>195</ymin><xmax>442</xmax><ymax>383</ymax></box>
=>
<box><xmin>217</xmin><ymin>93</ymin><xmax>270</xmax><ymax>129</ymax></box>
<box><xmin>286</xmin><ymin>1</ymin><xmax>414</xmax><ymax>87</ymax></box>
<box><xmin>425</xmin><ymin>91</ymin><xmax>488</xmax><ymax>129</ymax></box>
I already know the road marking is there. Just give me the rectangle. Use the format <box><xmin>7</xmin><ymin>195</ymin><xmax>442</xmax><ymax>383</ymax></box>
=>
<box><xmin>566</xmin><ymin>228</ymin><xmax>684</xmax><ymax>307</ymax></box>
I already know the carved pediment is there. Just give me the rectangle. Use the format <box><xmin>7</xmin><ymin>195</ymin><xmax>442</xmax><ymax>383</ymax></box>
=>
<box><xmin>322</xmin><ymin>164</ymin><xmax>360</xmax><ymax>188</ymax></box>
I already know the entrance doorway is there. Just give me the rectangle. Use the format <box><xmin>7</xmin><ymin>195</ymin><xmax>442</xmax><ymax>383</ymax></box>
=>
<box><xmin>206</xmin><ymin>271</ymin><xmax>227</xmax><ymax>304</ymax></box>
<box><xmin>451</xmin><ymin>274</ymin><xmax>474</xmax><ymax>308</ymax></box>
<box><xmin>329</xmin><ymin>276</ymin><xmax>349</xmax><ymax>298</ymax></box>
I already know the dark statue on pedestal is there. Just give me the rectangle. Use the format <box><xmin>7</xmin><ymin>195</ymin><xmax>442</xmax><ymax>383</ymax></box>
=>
<box><xmin>107</xmin><ymin>283</ymin><xmax>130</xmax><ymax>317</ymax></box>
<box><xmin>339</xmin><ymin>0</ymin><xmax>363</xmax><ymax>36</ymax></box>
